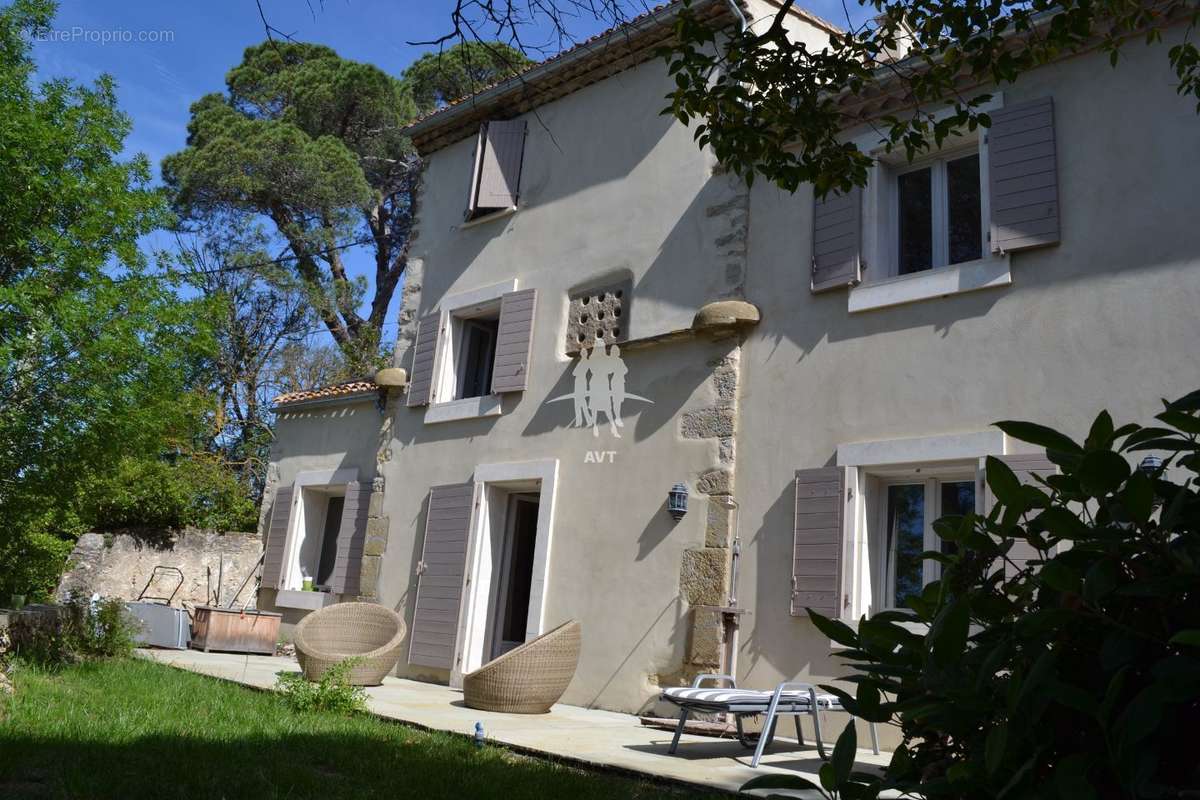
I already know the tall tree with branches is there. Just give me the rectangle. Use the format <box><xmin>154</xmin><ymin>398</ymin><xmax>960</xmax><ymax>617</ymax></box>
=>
<box><xmin>169</xmin><ymin>225</ymin><xmax>314</xmax><ymax>502</ymax></box>
<box><xmin>163</xmin><ymin>40</ymin><xmax>528</xmax><ymax>375</ymax></box>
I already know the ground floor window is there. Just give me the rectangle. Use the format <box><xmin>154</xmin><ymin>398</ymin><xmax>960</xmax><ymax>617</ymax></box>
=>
<box><xmin>871</xmin><ymin>469</ymin><xmax>979</xmax><ymax>610</ymax></box>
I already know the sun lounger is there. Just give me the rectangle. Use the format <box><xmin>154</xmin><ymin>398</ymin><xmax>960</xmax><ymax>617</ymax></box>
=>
<box><xmin>661</xmin><ymin>673</ymin><xmax>880</xmax><ymax>767</ymax></box>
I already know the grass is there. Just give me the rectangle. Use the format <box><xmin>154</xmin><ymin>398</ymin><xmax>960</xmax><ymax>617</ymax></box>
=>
<box><xmin>0</xmin><ymin>658</ymin><xmax>723</xmax><ymax>800</ymax></box>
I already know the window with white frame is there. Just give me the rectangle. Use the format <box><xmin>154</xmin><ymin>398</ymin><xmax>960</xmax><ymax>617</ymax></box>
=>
<box><xmin>871</xmin><ymin>469</ymin><xmax>978</xmax><ymax>609</ymax></box>
<box><xmin>883</xmin><ymin>143</ymin><xmax>987</xmax><ymax>279</ymax></box>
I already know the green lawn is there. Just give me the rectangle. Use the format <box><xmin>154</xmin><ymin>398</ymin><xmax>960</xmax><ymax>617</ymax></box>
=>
<box><xmin>0</xmin><ymin>658</ymin><xmax>721</xmax><ymax>800</ymax></box>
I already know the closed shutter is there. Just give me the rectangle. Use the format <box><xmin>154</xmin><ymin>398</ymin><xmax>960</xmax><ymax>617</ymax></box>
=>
<box><xmin>475</xmin><ymin>120</ymin><xmax>527</xmax><ymax>211</ymax></box>
<box><xmin>985</xmin><ymin>452</ymin><xmax>1058</xmax><ymax>577</ymax></box>
<box><xmin>491</xmin><ymin>289</ymin><xmax>537</xmax><ymax>393</ymax></box>
<box><xmin>811</xmin><ymin>186</ymin><xmax>862</xmax><ymax>293</ymax></box>
<box><xmin>988</xmin><ymin>97</ymin><xmax>1060</xmax><ymax>253</ymax></box>
<box><xmin>261</xmin><ymin>484</ymin><xmax>295</xmax><ymax>590</ymax></box>
<box><xmin>409</xmin><ymin>483</ymin><xmax>475</xmax><ymax>670</ymax></box>
<box><xmin>792</xmin><ymin>467</ymin><xmax>847</xmax><ymax>617</ymax></box>
<box><xmin>329</xmin><ymin>482</ymin><xmax>372</xmax><ymax>596</ymax></box>
<box><xmin>406</xmin><ymin>312</ymin><xmax>441</xmax><ymax>407</ymax></box>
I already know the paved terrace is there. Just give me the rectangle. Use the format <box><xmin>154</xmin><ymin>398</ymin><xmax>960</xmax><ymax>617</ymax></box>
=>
<box><xmin>139</xmin><ymin>649</ymin><xmax>889</xmax><ymax>796</ymax></box>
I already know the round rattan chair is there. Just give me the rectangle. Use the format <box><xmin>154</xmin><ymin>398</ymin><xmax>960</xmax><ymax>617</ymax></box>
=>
<box><xmin>293</xmin><ymin>602</ymin><xmax>407</xmax><ymax>686</ymax></box>
<box><xmin>462</xmin><ymin>620</ymin><xmax>581</xmax><ymax>714</ymax></box>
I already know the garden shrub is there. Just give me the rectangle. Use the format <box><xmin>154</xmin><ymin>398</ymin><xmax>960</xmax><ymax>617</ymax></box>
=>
<box><xmin>276</xmin><ymin>658</ymin><xmax>367</xmax><ymax>715</ymax></box>
<box><xmin>9</xmin><ymin>597</ymin><xmax>138</xmax><ymax>668</ymax></box>
<box><xmin>749</xmin><ymin>390</ymin><xmax>1200</xmax><ymax>799</ymax></box>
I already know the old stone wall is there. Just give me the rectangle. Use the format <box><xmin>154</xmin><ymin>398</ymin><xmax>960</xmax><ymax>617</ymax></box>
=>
<box><xmin>56</xmin><ymin>529</ymin><xmax>263</xmax><ymax>608</ymax></box>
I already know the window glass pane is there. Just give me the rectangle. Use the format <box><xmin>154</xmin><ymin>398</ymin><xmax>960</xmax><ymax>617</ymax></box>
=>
<box><xmin>887</xmin><ymin>484</ymin><xmax>925</xmax><ymax>607</ymax></box>
<box><xmin>458</xmin><ymin>318</ymin><xmax>498</xmax><ymax>398</ymax></box>
<box><xmin>947</xmin><ymin>153</ymin><xmax>982</xmax><ymax>265</ymax></box>
<box><xmin>939</xmin><ymin>480</ymin><xmax>976</xmax><ymax>555</ymax></box>
<box><xmin>897</xmin><ymin>167</ymin><xmax>933</xmax><ymax>274</ymax></box>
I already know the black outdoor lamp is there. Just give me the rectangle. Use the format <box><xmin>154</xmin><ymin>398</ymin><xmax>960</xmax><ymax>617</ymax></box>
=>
<box><xmin>668</xmin><ymin>483</ymin><xmax>689</xmax><ymax>521</ymax></box>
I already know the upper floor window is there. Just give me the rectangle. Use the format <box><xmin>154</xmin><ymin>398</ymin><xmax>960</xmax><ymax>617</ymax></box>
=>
<box><xmin>456</xmin><ymin>315</ymin><xmax>499</xmax><ymax>399</ymax></box>
<box><xmin>894</xmin><ymin>150</ymin><xmax>983</xmax><ymax>275</ymax></box>
<box><xmin>466</xmin><ymin>120</ymin><xmax>528</xmax><ymax>221</ymax></box>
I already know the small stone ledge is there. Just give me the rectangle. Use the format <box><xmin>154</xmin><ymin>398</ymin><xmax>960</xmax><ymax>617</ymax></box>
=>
<box><xmin>691</xmin><ymin>300</ymin><xmax>761</xmax><ymax>333</ymax></box>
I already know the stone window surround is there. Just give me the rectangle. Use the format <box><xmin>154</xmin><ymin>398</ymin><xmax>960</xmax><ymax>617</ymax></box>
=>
<box><xmin>450</xmin><ymin>458</ymin><xmax>560</xmax><ymax>689</ymax></box>
<box><xmin>276</xmin><ymin>467</ymin><xmax>358</xmax><ymax>604</ymax></box>
<box><xmin>827</xmin><ymin>430</ymin><xmax>1008</xmax><ymax>646</ymax></box>
<box><xmin>425</xmin><ymin>279</ymin><xmax>518</xmax><ymax>425</ymax></box>
<box><xmin>844</xmin><ymin>93</ymin><xmax>1012</xmax><ymax>313</ymax></box>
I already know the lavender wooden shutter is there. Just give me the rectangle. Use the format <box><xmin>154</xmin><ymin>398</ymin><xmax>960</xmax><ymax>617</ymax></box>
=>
<box><xmin>985</xmin><ymin>453</ymin><xmax>1058</xmax><ymax>577</ymax></box>
<box><xmin>261</xmin><ymin>484</ymin><xmax>294</xmax><ymax>590</ymax></box>
<box><xmin>988</xmin><ymin>97</ymin><xmax>1060</xmax><ymax>253</ymax></box>
<box><xmin>409</xmin><ymin>483</ymin><xmax>475</xmax><ymax>670</ymax></box>
<box><xmin>811</xmin><ymin>186</ymin><xmax>862</xmax><ymax>293</ymax></box>
<box><xmin>477</xmin><ymin>120</ymin><xmax>527</xmax><ymax>209</ymax></box>
<box><xmin>329</xmin><ymin>482</ymin><xmax>372</xmax><ymax>596</ymax></box>
<box><xmin>491</xmin><ymin>289</ymin><xmax>537</xmax><ymax>393</ymax></box>
<box><xmin>406</xmin><ymin>312</ymin><xmax>440</xmax><ymax>407</ymax></box>
<box><xmin>792</xmin><ymin>467</ymin><xmax>846</xmax><ymax>617</ymax></box>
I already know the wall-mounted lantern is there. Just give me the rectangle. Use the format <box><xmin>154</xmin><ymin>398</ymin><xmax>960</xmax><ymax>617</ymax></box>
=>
<box><xmin>668</xmin><ymin>483</ymin><xmax>689</xmax><ymax>521</ymax></box>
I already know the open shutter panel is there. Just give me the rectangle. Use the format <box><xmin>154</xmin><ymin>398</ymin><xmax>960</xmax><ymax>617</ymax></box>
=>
<box><xmin>811</xmin><ymin>186</ymin><xmax>862</xmax><ymax>293</ymax></box>
<box><xmin>328</xmin><ymin>482</ymin><xmax>372</xmax><ymax>596</ymax></box>
<box><xmin>466</xmin><ymin>124</ymin><xmax>487</xmax><ymax>216</ymax></box>
<box><xmin>261</xmin><ymin>484</ymin><xmax>294</xmax><ymax>590</ymax></box>
<box><xmin>491</xmin><ymin>289</ymin><xmax>537</xmax><ymax>393</ymax></box>
<box><xmin>792</xmin><ymin>467</ymin><xmax>846</xmax><ymax>618</ymax></box>
<box><xmin>985</xmin><ymin>452</ymin><xmax>1058</xmax><ymax>577</ymax></box>
<box><xmin>477</xmin><ymin>120</ymin><xmax>527</xmax><ymax>209</ymax></box>
<box><xmin>409</xmin><ymin>483</ymin><xmax>475</xmax><ymax>670</ymax></box>
<box><xmin>988</xmin><ymin>97</ymin><xmax>1060</xmax><ymax>253</ymax></box>
<box><xmin>406</xmin><ymin>312</ymin><xmax>440</xmax><ymax>407</ymax></box>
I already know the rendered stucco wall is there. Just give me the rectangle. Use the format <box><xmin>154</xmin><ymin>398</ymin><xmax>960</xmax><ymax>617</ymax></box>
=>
<box><xmin>734</xmin><ymin>37</ymin><xmax>1200</xmax><ymax>745</ymax></box>
<box><xmin>257</xmin><ymin>397</ymin><xmax>387</xmax><ymax>626</ymax></box>
<box><xmin>381</xmin><ymin>52</ymin><xmax>759</xmax><ymax>712</ymax></box>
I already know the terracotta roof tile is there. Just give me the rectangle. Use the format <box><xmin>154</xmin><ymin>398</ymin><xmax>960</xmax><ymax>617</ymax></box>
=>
<box><xmin>273</xmin><ymin>380</ymin><xmax>379</xmax><ymax>407</ymax></box>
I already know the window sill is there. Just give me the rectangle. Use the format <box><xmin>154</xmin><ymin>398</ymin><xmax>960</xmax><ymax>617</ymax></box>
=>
<box><xmin>274</xmin><ymin>589</ymin><xmax>338</xmax><ymax>611</ymax></box>
<box><xmin>458</xmin><ymin>206</ymin><xmax>517</xmax><ymax>230</ymax></box>
<box><xmin>424</xmin><ymin>394</ymin><xmax>503</xmax><ymax>424</ymax></box>
<box><xmin>848</xmin><ymin>255</ymin><xmax>1011</xmax><ymax>314</ymax></box>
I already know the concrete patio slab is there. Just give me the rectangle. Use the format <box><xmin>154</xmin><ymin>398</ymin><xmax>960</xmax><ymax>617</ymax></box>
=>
<box><xmin>139</xmin><ymin>648</ymin><xmax>889</xmax><ymax>795</ymax></box>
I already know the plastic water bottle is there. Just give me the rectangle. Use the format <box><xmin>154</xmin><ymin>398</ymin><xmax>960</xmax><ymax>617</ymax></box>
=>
<box><xmin>473</xmin><ymin>721</ymin><xmax>485</xmax><ymax>749</ymax></box>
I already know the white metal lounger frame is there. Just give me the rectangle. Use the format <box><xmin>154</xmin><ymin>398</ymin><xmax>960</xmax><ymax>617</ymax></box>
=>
<box><xmin>666</xmin><ymin>674</ymin><xmax>881</xmax><ymax>768</ymax></box>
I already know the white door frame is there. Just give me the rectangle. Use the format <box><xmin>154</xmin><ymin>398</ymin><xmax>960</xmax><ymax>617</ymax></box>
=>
<box><xmin>451</xmin><ymin>458</ymin><xmax>559</xmax><ymax>688</ymax></box>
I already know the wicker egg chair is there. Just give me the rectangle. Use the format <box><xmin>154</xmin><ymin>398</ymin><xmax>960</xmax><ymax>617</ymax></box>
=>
<box><xmin>293</xmin><ymin>602</ymin><xmax>407</xmax><ymax>686</ymax></box>
<box><xmin>462</xmin><ymin>620</ymin><xmax>581</xmax><ymax>714</ymax></box>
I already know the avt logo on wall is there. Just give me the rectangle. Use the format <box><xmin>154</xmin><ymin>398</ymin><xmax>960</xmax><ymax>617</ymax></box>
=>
<box><xmin>548</xmin><ymin>341</ymin><xmax>651</xmax><ymax>444</ymax></box>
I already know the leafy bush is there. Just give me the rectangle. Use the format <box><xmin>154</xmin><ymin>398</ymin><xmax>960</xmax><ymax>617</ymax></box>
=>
<box><xmin>9</xmin><ymin>597</ymin><xmax>139</xmax><ymax>668</ymax></box>
<box><xmin>78</xmin><ymin>455</ymin><xmax>257</xmax><ymax>533</ymax></box>
<box><xmin>760</xmin><ymin>390</ymin><xmax>1200</xmax><ymax>799</ymax></box>
<box><xmin>276</xmin><ymin>659</ymin><xmax>367</xmax><ymax>715</ymax></box>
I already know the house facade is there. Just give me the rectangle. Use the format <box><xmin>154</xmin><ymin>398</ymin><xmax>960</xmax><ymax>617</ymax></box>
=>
<box><xmin>257</xmin><ymin>0</ymin><xmax>1200</xmax><ymax>732</ymax></box>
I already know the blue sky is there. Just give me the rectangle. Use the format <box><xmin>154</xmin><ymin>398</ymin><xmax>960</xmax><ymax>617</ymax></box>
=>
<box><xmin>27</xmin><ymin>0</ymin><xmax>860</xmax><ymax>345</ymax></box>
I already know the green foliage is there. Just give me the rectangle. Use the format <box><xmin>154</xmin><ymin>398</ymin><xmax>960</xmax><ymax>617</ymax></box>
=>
<box><xmin>9</xmin><ymin>598</ymin><xmax>137</xmax><ymax>669</ymax></box>
<box><xmin>78</xmin><ymin>455</ymin><xmax>258</xmax><ymax>533</ymax></box>
<box><xmin>760</xmin><ymin>391</ymin><xmax>1200</xmax><ymax>798</ymax></box>
<box><xmin>275</xmin><ymin>659</ymin><xmax>367</xmax><ymax>715</ymax></box>
<box><xmin>662</xmin><ymin>0</ymin><xmax>1200</xmax><ymax>196</ymax></box>
<box><xmin>403</xmin><ymin>41</ymin><xmax>531</xmax><ymax>114</ymax></box>
<box><xmin>0</xmin><ymin>0</ymin><xmax>217</xmax><ymax>601</ymax></box>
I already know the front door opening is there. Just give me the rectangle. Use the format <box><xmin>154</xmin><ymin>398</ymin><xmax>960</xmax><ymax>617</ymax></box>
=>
<box><xmin>489</xmin><ymin>493</ymin><xmax>539</xmax><ymax>659</ymax></box>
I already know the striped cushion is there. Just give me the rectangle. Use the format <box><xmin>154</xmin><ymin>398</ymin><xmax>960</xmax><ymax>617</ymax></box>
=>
<box><xmin>661</xmin><ymin>686</ymin><xmax>843</xmax><ymax>710</ymax></box>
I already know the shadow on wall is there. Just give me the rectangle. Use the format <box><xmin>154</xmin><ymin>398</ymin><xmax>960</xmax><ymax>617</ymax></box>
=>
<box><xmin>585</xmin><ymin>595</ymin><xmax>685</xmax><ymax>712</ymax></box>
<box><xmin>740</xmin><ymin>477</ymin><xmax>846</xmax><ymax>681</ymax></box>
